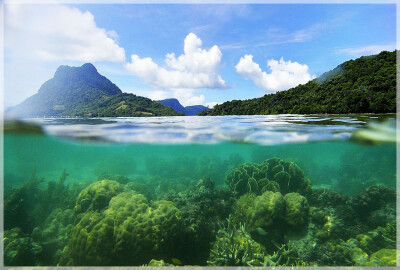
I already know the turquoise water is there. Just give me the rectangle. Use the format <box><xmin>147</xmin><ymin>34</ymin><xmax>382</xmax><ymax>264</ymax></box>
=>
<box><xmin>3</xmin><ymin>115</ymin><xmax>397</xmax><ymax>266</ymax></box>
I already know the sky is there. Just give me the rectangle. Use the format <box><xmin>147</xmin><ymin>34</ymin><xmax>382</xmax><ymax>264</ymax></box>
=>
<box><xmin>3</xmin><ymin>3</ymin><xmax>396</xmax><ymax>108</ymax></box>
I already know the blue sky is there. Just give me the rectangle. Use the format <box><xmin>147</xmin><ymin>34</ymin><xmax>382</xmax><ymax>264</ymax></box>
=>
<box><xmin>4</xmin><ymin>3</ymin><xmax>396</xmax><ymax>108</ymax></box>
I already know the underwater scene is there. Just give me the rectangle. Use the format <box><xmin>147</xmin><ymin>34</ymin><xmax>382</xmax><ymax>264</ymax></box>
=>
<box><xmin>3</xmin><ymin>115</ymin><xmax>397</xmax><ymax>266</ymax></box>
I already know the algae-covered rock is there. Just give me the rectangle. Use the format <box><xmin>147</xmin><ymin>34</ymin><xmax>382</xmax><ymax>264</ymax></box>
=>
<box><xmin>355</xmin><ymin>226</ymin><xmax>395</xmax><ymax>254</ymax></box>
<box><xmin>31</xmin><ymin>208</ymin><xmax>74</xmax><ymax>265</ymax></box>
<box><xmin>349</xmin><ymin>185</ymin><xmax>396</xmax><ymax>218</ymax></box>
<box><xmin>74</xmin><ymin>180</ymin><xmax>122</xmax><ymax>213</ymax></box>
<box><xmin>247</xmin><ymin>191</ymin><xmax>285</xmax><ymax>230</ymax></box>
<box><xmin>364</xmin><ymin>249</ymin><xmax>397</xmax><ymax>266</ymax></box>
<box><xmin>4</xmin><ymin>228</ymin><xmax>42</xmax><ymax>266</ymax></box>
<box><xmin>309</xmin><ymin>207</ymin><xmax>327</xmax><ymax>225</ymax></box>
<box><xmin>146</xmin><ymin>259</ymin><xmax>174</xmax><ymax>266</ymax></box>
<box><xmin>284</xmin><ymin>193</ymin><xmax>309</xmax><ymax>226</ymax></box>
<box><xmin>342</xmin><ymin>238</ymin><xmax>369</xmax><ymax>266</ymax></box>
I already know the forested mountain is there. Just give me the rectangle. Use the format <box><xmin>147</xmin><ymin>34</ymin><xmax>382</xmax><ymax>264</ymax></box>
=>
<box><xmin>200</xmin><ymin>51</ymin><xmax>396</xmax><ymax>115</ymax></box>
<box><xmin>9</xmin><ymin>63</ymin><xmax>181</xmax><ymax>117</ymax></box>
<box><xmin>158</xmin><ymin>98</ymin><xmax>209</xmax><ymax>116</ymax></box>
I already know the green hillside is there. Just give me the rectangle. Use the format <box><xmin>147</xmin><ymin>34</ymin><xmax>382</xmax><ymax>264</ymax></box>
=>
<box><xmin>200</xmin><ymin>51</ymin><xmax>396</xmax><ymax>115</ymax></box>
<box><xmin>10</xmin><ymin>63</ymin><xmax>181</xmax><ymax>117</ymax></box>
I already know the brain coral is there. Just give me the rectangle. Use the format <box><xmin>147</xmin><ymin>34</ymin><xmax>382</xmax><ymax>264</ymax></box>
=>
<box><xmin>283</xmin><ymin>193</ymin><xmax>309</xmax><ymax>226</ymax></box>
<box><xmin>74</xmin><ymin>180</ymin><xmax>122</xmax><ymax>214</ymax></box>
<box><xmin>60</xmin><ymin>191</ymin><xmax>183</xmax><ymax>266</ymax></box>
<box><xmin>247</xmin><ymin>191</ymin><xmax>285</xmax><ymax>230</ymax></box>
<box><xmin>226</xmin><ymin>158</ymin><xmax>312</xmax><ymax>198</ymax></box>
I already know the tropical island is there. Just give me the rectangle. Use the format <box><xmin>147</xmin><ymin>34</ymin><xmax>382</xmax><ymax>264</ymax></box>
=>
<box><xmin>200</xmin><ymin>50</ymin><xmax>396</xmax><ymax>115</ymax></box>
<box><xmin>9</xmin><ymin>50</ymin><xmax>396</xmax><ymax>118</ymax></box>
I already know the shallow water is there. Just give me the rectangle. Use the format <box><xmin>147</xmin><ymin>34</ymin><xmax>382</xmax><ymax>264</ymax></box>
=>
<box><xmin>3</xmin><ymin>115</ymin><xmax>397</xmax><ymax>266</ymax></box>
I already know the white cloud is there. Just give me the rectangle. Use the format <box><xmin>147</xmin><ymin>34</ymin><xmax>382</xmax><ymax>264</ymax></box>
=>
<box><xmin>147</xmin><ymin>89</ymin><xmax>205</xmax><ymax>107</ymax></box>
<box><xmin>5</xmin><ymin>4</ymin><xmax>125</xmax><ymax>62</ymax></box>
<box><xmin>205</xmin><ymin>102</ymin><xmax>219</xmax><ymax>108</ymax></box>
<box><xmin>337</xmin><ymin>44</ymin><xmax>396</xmax><ymax>57</ymax></box>
<box><xmin>235</xmin><ymin>55</ymin><xmax>315</xmax><ymax>92</ymax></box>
<box><xmin>125</xmin><ymin>33</ymin><xmax>227</xmax><ymax>89</ymax></box>
<box><xmin>148</xmin><ymin>90</ymin><xmax>170</xmax><ymax>101</ymax></box>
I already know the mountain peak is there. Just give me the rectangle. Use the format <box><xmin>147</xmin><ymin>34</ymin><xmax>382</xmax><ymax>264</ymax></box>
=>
<box><xmin>11</xmin><ymin>63</ymin><xmax>123</xmax><ymax>117</ymax></box>
<box><xmin>54</xmin><ymin>63</ymin><xmax>98</xmax><ymax>79</ymax></box>
<box><xmin>80</xmin><ymin>63</ymin><xmax>98</xmax><ymax>73</ymax></box>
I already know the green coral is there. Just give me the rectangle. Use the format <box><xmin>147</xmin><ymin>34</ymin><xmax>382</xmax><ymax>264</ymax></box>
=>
<box><xmin>364</xmin><ymin>249</ymin><xmax>397</xmax><ymax>266</ymax></box>
<box><xmin>225</xmin><ymin>158</ymin><xmax>312</xmax><ymax>198</ymax></box>
<box><xmin>355</xmin><ymin>226</ymin><xmax>396</xmax><ymax>255</ymax></box>
<box><xmin>109</xmin><ymin>192</ymin><xmax>182</xmax><ymax>264</ymax></box>
<box><xmin>232</xmin><ymin>193</ymin><xmax>257</xmax><ymax>227</ymax></box>
<box><xmin>60</xmin><ymin>191</ymin><xmax>183</xmax><ymax>266</ymax></box>
<box><xmin>343</xmin><ymin>238</ymin><xmax>369</xmax><ymax>266</ymax></box>
<box><xmin>145</xmin><ymin>259</ymin><xmax>174</xmax><ymax>266</ymax></box>
<box><xmin>4</xmin><ymin>228</ymin><xmax>42</xmax><ymax>266</ymax></box>
<box><xmin>32</xmin><ymin>208</ymin><xmax>74</xmax><ymax>265</ymax></box>
<box><xmin>225</xmin><ymin>162</ymin><xmax>268</xmax><ymax>197</ymax></box>
<box><xmin>283</xmin><ymin>193</ymin><xmax>309</xmax><ymax>226</ymax></box>
<box><xmin>59</xmin><ymin>210</ymin><xmax>114</xmax><ymax>265</ymax></box>
<box><xmin>247</xmin><ymin>191</ymin><xmax>285</xmax><ymax>230</ymax></box>
<box><xmin>74</xmin><ymin>180</ymin><xmax>122</xmax><ymax>214</ymax></box>
<box><xmin>265</xmin><ymin>158</ymin><xmax>312</xmax><ymax>196</ymax></box>
<box><xmin>207</xmin><ymin>216</ymin><xmax>266</xmax><ymax>266</ymax></box>
<box><xmin>234</xmin><ymin>191</ymin><xmax>310</xmax><ymax>231</ymax></box>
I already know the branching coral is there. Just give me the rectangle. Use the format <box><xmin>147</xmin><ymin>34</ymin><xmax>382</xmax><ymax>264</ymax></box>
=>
<box><xmin>207</xmin><ymin>215</ymin><xmax>266</xmax><ymax>266</ymax></box>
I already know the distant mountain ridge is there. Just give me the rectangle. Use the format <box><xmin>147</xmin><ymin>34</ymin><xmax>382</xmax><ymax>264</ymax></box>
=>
<box><xmin>158</xmin><ymin>98</ymin><xmax>209</xmax><ymax>116</ymax></box>
<box><xmin>9</xmin><ymin>63</ymin><xmax>182</xmax><ymax>117</ymax></box>
<box><xmin>200</xmin><ymin>50</ymin><xmax>396</xmax><ymax>115</ymax></box>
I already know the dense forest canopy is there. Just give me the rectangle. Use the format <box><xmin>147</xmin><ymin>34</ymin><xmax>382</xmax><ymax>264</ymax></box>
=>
<box><xmin>200</xmin><ymin>51</ymin><xmax>396</xmax><ymax>115</ymax></box>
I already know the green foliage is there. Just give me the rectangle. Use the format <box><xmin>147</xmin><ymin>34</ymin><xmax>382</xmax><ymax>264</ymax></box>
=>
<box><xmin>10</xmin><ymin>63</ymin><xmax>182</xmax><ymax>117</ymax></box>
<box><xmin>201</xmin><ymin>51</ymin><xmax>396</xmax><ymax>115</ymax></box>
<box><xmin>70</xmin><ymin>93</ymin><xmax>183</xmax><ymax>117</ymax></box>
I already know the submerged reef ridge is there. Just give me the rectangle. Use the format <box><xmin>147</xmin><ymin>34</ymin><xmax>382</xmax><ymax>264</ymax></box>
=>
<box><xmin>3</xmin><ymin>157</ymin><xmax>397</xmax><ymax>267</ymax></box>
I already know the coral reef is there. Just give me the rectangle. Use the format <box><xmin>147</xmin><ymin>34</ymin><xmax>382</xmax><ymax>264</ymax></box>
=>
<box><xmin>208</xmin><ymin>216</ymin><xmax>266</xmax><ymax>266</ymax></box>
<box><xmin>74</xmin><ymin>179</ymin><xmax>122</xmax><ymax>214</ymax></box>
<box><xmin>283</xmin><ymin>193</ymin><xmax>309</xmax><ymax>226</ymax></box>
<box><xmin>3</xmin><ymin>157</ymin><xmax>396</xmax><ymax>267</ymax></box>
<box><xmin>4</xmin><ymin>228</ymin><xmax>42</xmax><ymax>266</ymax></box>
<box><xmin>247</xmin><ymin>191</ymin><xmax>285</xmax><ymax>230</ymax></box>
<box><xmin>364</xmin><ymin>249</ymin><xmax>397</xmax><ymax>266</ymax></box>
<box><xmin>349</xmin><ymin>185</ymin><xmax>396</xmax><ymax>221</ymax></box>
<box><xmin>226</xmin><ymin>158</ymin><xmax>312</xmax><ymax>198</ymax></box>
<box><xmin>145</xmin><ymin>259</ymin><xmax>174</xmax><ymax>266</ymax></box>
<box><xmin>60</xmin><ymin>190</ymin><xmax>184</xmax><ymax>266</ymax></box>
<box><xmin>31</xmin><ymin>208</ymin><xmax>74</xmax><ymax>265</ymax></box>
<box><xmin>160</xmin><ymin>178</ymin><xmax>236</xmax><ymax>265</ymax></box>
<box><xmin>4</xmin><ymin>177</ymin><xmax>43</xmax><ymax>233</ymax></box>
